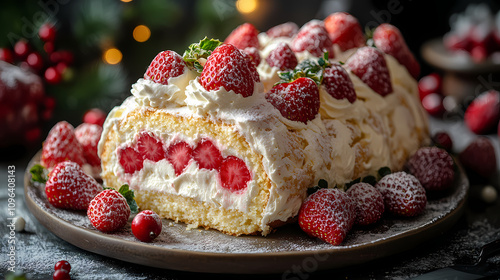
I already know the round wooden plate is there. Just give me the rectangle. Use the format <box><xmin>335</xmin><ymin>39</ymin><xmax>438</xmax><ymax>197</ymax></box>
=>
<box><xmin>24</xmin><ymin>151</ymin><xmax>468</xmax><ymax>274</ymax></box>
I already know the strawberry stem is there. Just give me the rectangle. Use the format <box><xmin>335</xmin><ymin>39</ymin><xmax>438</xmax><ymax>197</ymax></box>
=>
<box><xmin>277</xmin><ymin>52</ymin><xmax>331</xmax><ymax>85</ymax></box>
<box><xmin>183</xmin><ymin>37</ymin><xmax>222</xmax><ymax>73</ymax></box>
<box><xmin>30</xmin><ymin>164</ymin><xmax>47</xmax><ymax>183</ymax></box>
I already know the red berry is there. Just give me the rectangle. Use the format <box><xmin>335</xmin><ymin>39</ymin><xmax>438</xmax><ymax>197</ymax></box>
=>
<box><xmin>53</xmin><ymin>269</ymin><xmax>70</xmax><ymax>280</ymax></box>
<box><xmin>265</xmin><ymin>42</ymin><xmax>298</xmax><ymax>71</ymax></box>
<box><xmin>83</xmin><ymin>108</ymin><xmax>106</xmax><ymax>127</ymax></box>
<box><xmin>87</xmin><ymin>189</ymin><xmax>131</xmax><ymax>233</ymax></box>
<box><xmin>26</xmin><ymin>52</ymin><xmax>44</xmax><ymax>72</ymax></box>
<box><xmin>240</xmin><ymin>48</ymin><xmax>260</xmax><ymax>82</ymax></box>
<box><xmin>418</xmin><ymin>73</ymin><xmax>442</xmax><ymax>101</ymax></box>
<box><xmin>375</xmin><ymin>172</ymin><xmax>427</xmax><ymax>217</ymax></box>
<box><xmin>136</xmin><ymin>132</ymin><xmax>165</xmax><ymax>162</ymax></box>
<box><xmin>459</xmin><ymin>137</ymin><xmax>497</xmax><ymax>178</ymax></box>
<box><xmin>421</xmin><ymin>93</ymin><xmax>445</xmax><ymax>116</ymax></box>
<box><xmin>291</xmin><ymin>20</ymin><xmax>334</xmax><ymax>58</ymax></box>
<box><xmin>346</xmin><ymin>47</ymin><xmax>393</xmax><ymax>96</ymax></box>
<box><xmin>75</xmin><ymin>123</ymin><xmax>102</xmax><ymax>168</ymax></box>
<box><xmin>266</xmin><ymin>77</ymin><xmax>320</xmax><ymax>124</ymax></box>
<box><xmin>118</xmin><ymin>146</ymin><xmax>143</xmax><ymax>174</ymax></box>
<box><xmin>224</xmin><ymin>23</ymin><xmax>259</xmax><ymax>50</ymax></box>
<box><xmin>218</xmin><ymin>156</ymin><xmax>251</xmax><ymax>193</ymax></box>
<box><xmin>298</xmin><ymin>188</ymin><xmax>356</xmax><ymax>245</ymax></box>
<box><xmin>166</xmin><ymin>141</ymin><xmax>193</xmax><ymax>176</ymax></box>
<box><xmin>132</xmin><ymin>210</ymin><xmax>162</xmax><ymax>242</ymax></box>
<box><xmin>322</xmin><ymin>62</ymin><xmax>357</xmax><ymax>103</ymax></box>
<box><xmin>346</xmin><ymin>183</ymin><xmax>384</xmax><ymax>226</ymax></box>
<box><xmin>470</xmin><ymin>44</ymin><xmax>488</xmax><ymax>63</ymax></box>
<box><xmin>0</xmin><ymin>48</ymin><xmax>14</xmax><ymax>64</ymax></box>
<box><xmin>242</xmin><ymin>47</ymin><xmax>261</xmax><ymax>66</ymax></box>
<box><xmin>266</xmin><ymin>22</ymin><xmax>299</xmax><ymax>38</ymax></box>
<box><xmin>24</xmin><ymin>127</ymin><xmax>41</xmax><ymax>143</ymax></box>
<box><xmin>324</xmin><ymin>12</ymin><xmax>365</xmax><ymax>51</ymax></box>
<box><xmin>41</xmin><ymin>121</ymin><xmax>86</xmax><ymax>169</ymax></box>
<box><xmin>44</xmin><ymin>42</ymin><xmax>55</xmax><ymax>54</ymax></box>
<box><xmin>200</xmin><ymin>44</ymin><xmax>255</xmax><ymax>97</ymax></box>
<box><xmin>54</xmin><ymin>260</ymin><xmax>71</xmax><ymax>272</ymax></box>
<box><xmin>39</xmin><ymin>23</ymin><xmax>57</xmax><ymax>42</ymax></box>
<box><xmin>144</xmin><ymin>50</ymin><xmax>186</xmax><ymax>85</ymax></box>
<box><xmin>407</xmin><ymin>147</ymin><xmax>455</xmax><ymax>192</ymax></box>
<box><xmin>45</xmin><ymin>161</ymin><xmax>102</xmax><ymax>210</ymax></box>
<box><xmin>193</xmin><ymin>138</ymin><xmax>222</xmax><ymax>170</ymax></box>
<box><xmin>432</xmin><ymin>131</ymin><xmax>453</xmax><ymax>152</ymax></box>
<box><xmin>45</xmin><ymin>67</ymin><xmax>62</xmax><ymax>84</ymax></box>
<box><xmin>373</xmin><ymin>23</ymin><xmax>420</xmax><ymax>79</ymax></box>
<box><xmin>14</xmin><ymin>40</ymin><xmax>30</xmax><ymax>59</ymax></box>
<box><xmin>464</xmin><ymin>90</ymin><xmax>500</xmax><ymax>135</ymax></box>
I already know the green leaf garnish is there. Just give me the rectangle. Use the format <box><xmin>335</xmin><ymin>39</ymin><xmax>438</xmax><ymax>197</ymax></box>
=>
<box><xmin>30</xmin><ymin>164</ymin><xmax>47</xmax><ymax>183</ymax></box>
<box><xmin>277</xmin><ymin>52</ymin><xmax>331</xmax><ymax>86</ymax></box>
<box><xmin>118</xmin><ymin>184</ymin><xmax>138</xmax><ymax>214</ymax></box>
<box><xmin>307</xmin><ymin>179</ymin><xmax>329</xmax><ymax>196</ymax></box>
<box><xmin>377</xmin><ymin>166</ymin><xmax>392</xmax><ymax>179</ymax></box>
<box><xmin>183</xmin><ymin>37</ymin><xmax>222</xmax><ymax>73</ymax></box>
<box><xmin>361</xmin><ymin>175</ymin><xmax>377</xmax><ymax>186</ymax></box>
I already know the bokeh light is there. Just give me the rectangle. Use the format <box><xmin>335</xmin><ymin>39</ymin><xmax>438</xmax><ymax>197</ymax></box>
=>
<box><xmin>103</xmin><ymin>48</ymin><xmax>123</xmax><ymax>64</ymax></box>
<box><xmin>133</xmin><ymin>25</ymin><xmax>151</xmax><ymax>43</ymax></box>
<box><xmin>236</xmin><ymin>0</ymin><xmax>258</xmax><ymax>14</ymax></box>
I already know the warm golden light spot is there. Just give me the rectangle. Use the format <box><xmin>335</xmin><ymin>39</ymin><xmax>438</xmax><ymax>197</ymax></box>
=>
<box><xmin>133</xmin><ymin>25</ymin><xmax>151</xmax><ymax>43</ymax></box>
<box><xmin>103</xmin><ymin>48</ymin><xmax>123</xmax><ymax>65</ymax></box>
<box><xmin>236</xmin><ymin>0</ymin><xmax>258</xmax><ymax>14</ymax></box>
<box><xmin>121</xmin><ymin>0</ymin><xmax>133</xmax><ymax>2</ymax></box>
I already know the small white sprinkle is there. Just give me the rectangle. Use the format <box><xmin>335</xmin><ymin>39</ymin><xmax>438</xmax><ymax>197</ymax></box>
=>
<box><xmin>13</xmin><ymin>216</ymin><xmax>26</xmax><ymax>232</ymax></box>
<box><xmin>481</xmin><ymin>185</ymin><xmax>497</xmax><ymax>204</ymax></box>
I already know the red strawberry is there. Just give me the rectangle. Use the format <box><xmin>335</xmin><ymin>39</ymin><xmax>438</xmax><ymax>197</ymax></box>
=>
<box><xmin>218</xmin><ymin>156</ymin><xmax>251</xmax><ymax>193</ymax></box>
<box><xmin>375</xmin><ymin>172</ymin><xmax>427</xmax><ymax>217</ymax></box>
<box><xmin>346</xmin><ymin>47</ymin><xmax>393</xmax><ymax>96</ymax></box>
<box><xmin>459</xmin><ymin>137</ymin><xmax>497</xmax><ymax>178</ymax></box>
<box><xmin>291</xmin><ymin>20</ymin><xmax>335</xmax><ymax>58</ymax></box>
<box><xmin>193</xmin><ymin>138</ymin><xmax>222</xmax><ymax>170</ymax></box>
<box><xmin>242</xmin><ymin>47</ymin><xmax>261</xmax><ymax>66</ymax></box>
<box><xmin>324</xmin><ymin>12</ymin><xmax>365</xmax><ymax>51</ymax></box>
<box><xmin>464</xmin><ymin>90</ymin><xmax>500</xmax><ymax>134</ymax></box>
<box><xmin>265</xmin><ymin>42</ymin><xmax>298</xmax><ymax>71</ymax></box>
<box><xmin>136</xmin><ymin>132</ymin><xmax>165</xmax><ymax>162</ymax></box>
<box><xmin>432</xmin><ymin>131</ymin><xmax>453</xmax><ymax>152</ymax></box>
<box><xmin>118</xmin><ymin>146</ymin><xmax>143</xmax><ymax>174</ymax></box>
<box><xmin>266</xmin><ymin>77</ymin><xmax>320</xmax><ymax>123</ymax></box>
<box><xmin>240</xmin><ymin>48</ymin><xmax>260</xmax><ymax>82</ymax></box>
<box><xmin>298</xmin><ymin>188</ymin><xmax>356</xmax><ymax>245</ymax></box>
<box><xmin>200</xmin><ymin>44</ymin><xmax>255</xmax><ymax>97</ymax></box>
<box><xmin>418</xmin><ymin>73</ymin><xmax>442</xmax><ymax>101</ymax></box>
<box><xmin>407</xmin><ymin>147</ymin><xmax>455</xmax><ymax>192</ymax></box>
<box><xmin>87</xmin><ymin>189</ymin><xmax>130</xmax><ymax>233</ymax></box>
<box><xmin>166</xmin><ymin>141</ymin><xmax>193</xmax><ymax>176</ymax></box>
<box><xmin>224</xmin><ymin>23</ymin><xmax>259</xmax><ymax>50</ymax></box>
<box><xmin>322</xmin><ymin>62</ymin><xmax>357</xmax><ymax>103</ymax></box>
<box><xmin>75</xmin><ymin>123</ymin><xmax>102</xmax><ymax>168</ymax></box>
<box><xmin>41</xmin><ymin>121</ymin><xmax>86</xmax><ymax>169</ymax></box>
<box><xmin>266</xmin><ymin>22</ymin><xmax>299</xmax><ymax>38</ymax></box>
<box><xmin>45</xmin><ymin>161</ymin><xmax>102</xmax><ymax>210</ymax></box>
<box><xmin>346</xmin><ymin>183</ymin><xmax>384</xmax><ymax>226</ymax></box>
<box><xmin>373</xmin><ymin>23</ymin><xmax>420</xmax><ymax>79</ymax></box>
<box><xmin>144</xmin><ymin>50</ymin><xmax>186</xmax><ymax>85</ymax></box>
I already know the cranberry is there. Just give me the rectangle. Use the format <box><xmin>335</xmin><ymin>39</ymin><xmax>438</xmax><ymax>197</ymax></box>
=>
<box><xmin>14</xmin><ymin>40</ymin><xmax>30</xmax><ymax>59</ymax></box>
<box><xmin>418</xmin><ymin>73</ymin><xmax>441</xmax><ymax>101</ymax></box>
<box><xmin>44</xmin><ymin>67</ymin><xmax>62</xmax><ymax>84</ymax></box>
<box><xmin>421</xmin><ymin>93</ymin><xmax>445</xmax><ymax>117</ymax></box>
<box><xmin>54</xmin><ymin>260</ymin><xmax>71</xmax><ymax>272</ymax></box>
<box><xmin>83</xmin><ymin>108</ymin><xmax>106</xmax><ymax>127</ymax></box>
<box><xmin>53</xmin><ymin>269</ymin><xmax>70</xmax><ymax>280</ymax></box>
<box><xmin>39</xmin><ymin>23</ymin><xmax>57</xmax><ymax>42</ymax></box>
<box><xmin>26</xmin><ymin>52</ymin><xmax>44</xmax><ymax>72</ymax></box>
<box><xmin>432</xmin><ymin>131</ymin><xmax>453</xmax><ymax>152</ymax></box>
<box><xmin>132</xmin><ymin>210</ymin><xmax>162</xmax><ymax>242</ymax></box>
<box><xmin>0</xmin><ymin>48</ymin><xmax>14</xmax><ymax>64</ymax></box>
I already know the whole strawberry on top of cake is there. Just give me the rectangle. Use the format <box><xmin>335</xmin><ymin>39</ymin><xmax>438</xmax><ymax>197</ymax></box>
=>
<box><xmin>98</xmin><ymin>13</ymin><xmax>428</xmax><ymax>237</ymax></box>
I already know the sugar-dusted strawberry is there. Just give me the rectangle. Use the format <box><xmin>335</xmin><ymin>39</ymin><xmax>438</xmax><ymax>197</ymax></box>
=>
<box><xmin>266</xmin><ymin>22</ymin><xmax>299</xmax><ymax>38</ymax></box>
<box><xmin>240</xmin><ymin>48</ymin><xmax>260</xmax><ymax>82</ymax></box>
<box><xmin>432</xmin><ymin>131</ymin><xmax>453</xmax><ymax>152</ymax></box>
<box><xmin>418</xmin><ymin>73</ymin><xmax>442</xmax><ymax>101</ymax></box>
<box><xmin>291</xmin><ymin>20</ymin><xmax>334</xmax><ymax>58</ymax></box>
<box><xmin>75</xmin><ymin>123</ymin><xmax>102</xmax><ymax>168</ymax></box>
<box><xmin>193</xmin><ymin>138</ymin><xmax>222</xmax><ymax>170</ymax></box>
<box><xmin>118</xmin><ymin>146</ymin><xmax>143</xmax><ymax>174</ymax></box>
<box><xmin>265</xmin><ymin>42</ymin><xmax>298</xmax><ymax>71</ymax></box>
<box><xmin>373</xmin><ymin>23</ymin><xmax>420</xmax><ymax>79</ymax></box>
<box><xmin>166</xmin><ymin>141</ymin><xmax>193</xmax><ymax>176</ymax></box>
<box><xmin>41</xmin><ymin>121</ymin><xmax>86</xmax><ymax>169</ymax></box>
<box><xmin>224</xmin><ymin>23</ymin><xmax>259</xmax><ymax>50</ymax></box>
<box><xmin>346</xmin><ymin>183</ymin><xmax>384</xmax><ymax>226</ymax></box>
<box><xmin>200</xmin><ymin>44</ymin><xmax>255</xmax><ymax>97</ymax></box>
<box><xmin>45</xmin><ymin>161</ymin><xmax>102</xmax><ymax>210</ymax></box>
<box><xmin>322</xmin><ymin>62</ymin><xmax>357</xmax><ymax>103</ymax></box>
<box><xmin>324</xmin><ymin>12</ymin><xmax>365</xmax><ymax>51</ymax></box>
<box><xmin>299</xmin><ymin>188</ymin><xmax>356</xmax><ymax>245</ymax></box>
<box><xmin>375</xmin><ymin>172</ymin><xmax>427</xmax><ymax>217</ymax></box>
<box><xmin>459</xmin><ymin>137</ymin><xmax>497</xmax><ymax>178</ymax></box>
<box><xmin>136</xmin><ymin>132</ymin><xmax>165</xmax><ymax>162</ymax></box>
<box><xmin>346</xmin><ymin>47</ymin><xmax>393</xmax><ymax>96</ymax></box>
<box><xmin>242</xmin><ymin>47</ymin><xmax>261</xmax><ymax>66</ymax></box>
<box><xmin>464</xmin><ymin>90</ymin><xmax>500</xmax><ymax>135</ymax></box>
<box><xmin>83</xmin><ymin>108</ymin><xmax>106</xmax><ymax>127</ymax></box>
<box><xmin>407</xmin><ymin>147</ymin><xmax>455</xmax><ymax>192</ymax></box>
<box><xmin>144</xmin><ymin>50</ymin><xmax>186</xmax><ymax>85</ymax></box>
<box><xmin>87</xmin><ymin>188</ymin><xmax>131</xmax><ymax>233</ymax></box>
<box><xmin>266</xmin><ymin>77</ymin><xmax>320</xmax><ymax>124</ymax></box>
<box><xmin>218</xmin><ymin>156</ymin><xmax>251</xmax><ymax>193</ymax></box>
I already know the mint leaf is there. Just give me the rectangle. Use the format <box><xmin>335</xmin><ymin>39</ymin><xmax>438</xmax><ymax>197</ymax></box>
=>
<box><xmin>183</xmin><ymin>37</ymin><xmax>222</xmax><ymax>73</ymax></box>
<box><xmin>277</xmin><ymin>52</ymin><xmax>330</xmax><ymax>85</ymax></box>
<box><xmin>118</xmin><ymin>184</ymin><xmax>138</xmax><ymax>214</ymax></box>
<box><xmin>30</xmin><ymin>164</ymin><xmax>47</xmax><ymax>183</ymax></box>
